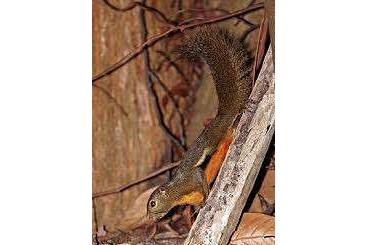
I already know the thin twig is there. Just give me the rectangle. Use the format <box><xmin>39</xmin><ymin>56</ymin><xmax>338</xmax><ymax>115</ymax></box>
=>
<box><xmin>252</xmin><ymin>15</ymin><xmax>267</xmax><ymax>86</ymax></box>
<box><xmin>93</xmin><ymin>84</ymin><xmax>129</xmax><ymax>117</ymax></box>
<box><xmin>102</xmin><ymin>0</ymin><xmax>176</xmax><ymax>25</ymax></box>
<box><xmin>240</xmin><ymin>24</ymin><xmax>261</xmax><ymax>42</ymax></box>
<box><xmin>139</xmin><ymin>3</ymin><xmax>186</xmax><ymax>150</ymax></box>
<box><xmin>92</xmin><ymin>3</ymin><xmax>264</xmax><ymax>83</ymax></box>
<box><xmin>150</xmin><ymin>71</ymin><xmax>187</xmax><ymax>147</ymax></box>
<box><xmin>173</xmin><ymin>8</ymin><xmax>256</xmax><ymax>27</ymax></box>
<box><xmin>177</xmin><ymin>17</ymin><xmax>207</xmax><ymax>25</ymax></box>
<box><xmin>92</xmin><ymin>161</ymin><xmax>180</xmax><ymax>199</ymax></box>
<box><xmin>177</xmin><ymin>3</ymin><xmax>262</xmax><ymax>30</ymax></box>
<box><xmin>155</xmin><ymin>50</ymin><xmax>190</xmax><ymax>83</ymax></box>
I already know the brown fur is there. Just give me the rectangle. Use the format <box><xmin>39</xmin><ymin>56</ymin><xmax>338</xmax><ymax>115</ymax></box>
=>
<box><xmin>147</xmin><ymin>26</ymin><xmax>253</xmax><ymax>221</ymax></box>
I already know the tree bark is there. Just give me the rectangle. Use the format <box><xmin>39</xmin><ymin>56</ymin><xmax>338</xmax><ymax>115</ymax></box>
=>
<box><xmin>92</xmin><ymin>0</ymin><xmax>192</xmax><ymax>231</ymax></box>
<box><xmin>184</xmin><ymin>48</ymin><xmax>275</xmax><ymax>245</ymax></box>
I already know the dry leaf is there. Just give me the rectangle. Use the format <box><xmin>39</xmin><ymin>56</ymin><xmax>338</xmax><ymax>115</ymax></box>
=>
<box><xmin>118</xmin><ymin>186</ymin><xmax>158</xmax><ymax>231</ymax></box>
<box><xmin>230</xmin><ymin>213</ymin><xmax>275</xmax><ymax>245</ymax></box>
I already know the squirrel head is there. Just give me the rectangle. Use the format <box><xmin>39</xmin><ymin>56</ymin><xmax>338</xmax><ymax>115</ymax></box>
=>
<box><xmin>147</xmin><ymin>183</ymin><xmax>178</xmax><ymax>221</ymax></box>
<box><xmin>147</xmin><ymin>167</ymin><xmax>208</xmax><ymax>221</ymax></box>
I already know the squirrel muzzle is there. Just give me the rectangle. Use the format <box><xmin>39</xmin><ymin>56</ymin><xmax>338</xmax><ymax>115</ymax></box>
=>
<box><xmin>147</xmin><ymin>168</ymin><xmax>208</xmax><ymax>221</ymax></box>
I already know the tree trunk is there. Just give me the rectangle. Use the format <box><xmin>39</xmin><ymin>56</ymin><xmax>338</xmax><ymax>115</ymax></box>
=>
<box><xmin>92</xmin><ymin>0</ymin><xmax>190</xmax><ymax>231</ymax></box>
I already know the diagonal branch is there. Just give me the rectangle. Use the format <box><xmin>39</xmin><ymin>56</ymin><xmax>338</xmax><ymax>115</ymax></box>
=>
<box><xmin>155</xmin><ymin>50</ymin><xmax>190</xmax><ymax>83</ymax></box>
<box><xmin>184</xmin><ymin>48</ymin><xmax>274</xmax><ymax>245</ymax></box>
<box><xmin>92</xmin><ymin>3</ymin><xmax>264</xmax><ymax>83</ymax></box>
<box><xmin>102</xmin><ymin>0</ymin><xmax>176</xmax><ymax>25</ymax></box>
<box><xmin>173</xmin><ymin>8</ymin><xmax>257</xmax><ymax>27</ymax></box>
<box><xmin>92</xmin><ymin>84</ymin><xmax>129</xmax><ymax>117</ymax></box>
<box><xmin>92</xmin><ymin>161</ymin><xmax>180</xmax><ymax>199</ymax></box>
<box><xmin>240</xmin><ymin>24</ymin><xmax>261</xmax><ymax>42</ymax></box>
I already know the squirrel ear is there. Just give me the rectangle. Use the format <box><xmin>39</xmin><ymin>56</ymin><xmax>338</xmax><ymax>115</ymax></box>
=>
<box><xmin>159</xmin><ymin>187</ymin><xmax>166</xmax><ymax>194</ymax></box>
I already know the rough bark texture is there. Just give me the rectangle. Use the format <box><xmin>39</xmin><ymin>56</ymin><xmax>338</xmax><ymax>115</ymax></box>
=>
<box><xmin>92</xmin><ymin>0</ymin><xmax>192</xmax><ymax>231</ymax></box>
<box><xmin>184</xmin><ymin>48</ymin><xmax>275</xmax><ymax>245</ymax></box>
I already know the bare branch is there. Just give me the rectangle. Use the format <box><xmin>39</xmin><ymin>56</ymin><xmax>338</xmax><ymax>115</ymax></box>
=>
<box><xmin>240</xmin><ymin>24</ymin><xmax>260</xmax><ymax>42</ymax></box>
<box><xmin>102</xmin><ymin>0</ymin><xmax>176</xmax><ymax>25</ymax></box>
<box><xmin>173</xmin><ymin>8</ymin><xmax>256</xmax><ymax>27</ymax></box>
<box><xmin>92</xmin><ymin>3</ymin><xmax>264</xmax><ymax>83</ymax></box>
<box><xmin>155</xmin><ymin>50</ymin><xmax>190</xmax><ymax>83</ymax></box>
<box><xmin>93</xmin><ymin>84</ymin><xmax>129</xmax><ymax>117</ymax></box>
<box><xmin>92</xmin><ymin>161</ymin><xmax>180</xmax><ymax>199</ymax></box>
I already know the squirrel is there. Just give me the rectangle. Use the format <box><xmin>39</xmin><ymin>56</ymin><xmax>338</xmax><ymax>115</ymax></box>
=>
<box><xmin>147</xmin><ymin>25</ymin><xmax>253</xmax><ymax>221</ymax></box>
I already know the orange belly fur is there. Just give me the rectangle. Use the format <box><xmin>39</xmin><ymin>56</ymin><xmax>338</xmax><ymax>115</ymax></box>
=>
<box><xmin>204</xmin><ymin>132</ymin><xmax>233</xmax><ymax>184</ymax></box>
<box><xmin>172</xmin><ymin>132</ymin><xmax>233</xmax><ymax>207</ymax></box>
<box><xmin>174</xmin><ymin>191</ymin><xmax>204</xmax><ymax>206</ymax></box>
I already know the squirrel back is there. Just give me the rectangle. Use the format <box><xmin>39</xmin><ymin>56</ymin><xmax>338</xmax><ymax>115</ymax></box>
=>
<box><xmin>147</xmin><ymin>25</ymin><xmax>253</xmax><ymax>221</ymax></box>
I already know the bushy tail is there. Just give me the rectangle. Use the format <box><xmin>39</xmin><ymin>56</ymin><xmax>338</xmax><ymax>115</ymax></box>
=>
<box><xmin>176</xmin><ymin>25</ymin><xmax>253</xmax><ymax>115</ymax></box>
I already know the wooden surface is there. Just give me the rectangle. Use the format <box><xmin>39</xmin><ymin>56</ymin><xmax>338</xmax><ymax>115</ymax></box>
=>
<box><xmin>184</xmin><ymin>48</ymin><xmax>275</xmax><ymax>245</ymax></box>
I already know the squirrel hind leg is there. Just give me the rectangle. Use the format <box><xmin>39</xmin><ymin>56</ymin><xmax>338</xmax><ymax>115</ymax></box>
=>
<box><xmin>191</xmin><ymin>171</ymin><xmax>208</xmax><ymax>218</ymax></box>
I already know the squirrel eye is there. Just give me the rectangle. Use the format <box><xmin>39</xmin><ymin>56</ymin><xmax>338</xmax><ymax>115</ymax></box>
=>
<box><xmin>149</xmin><ymin>200</ymin><xmax>156</xmax><ymax>208</ymax></box>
